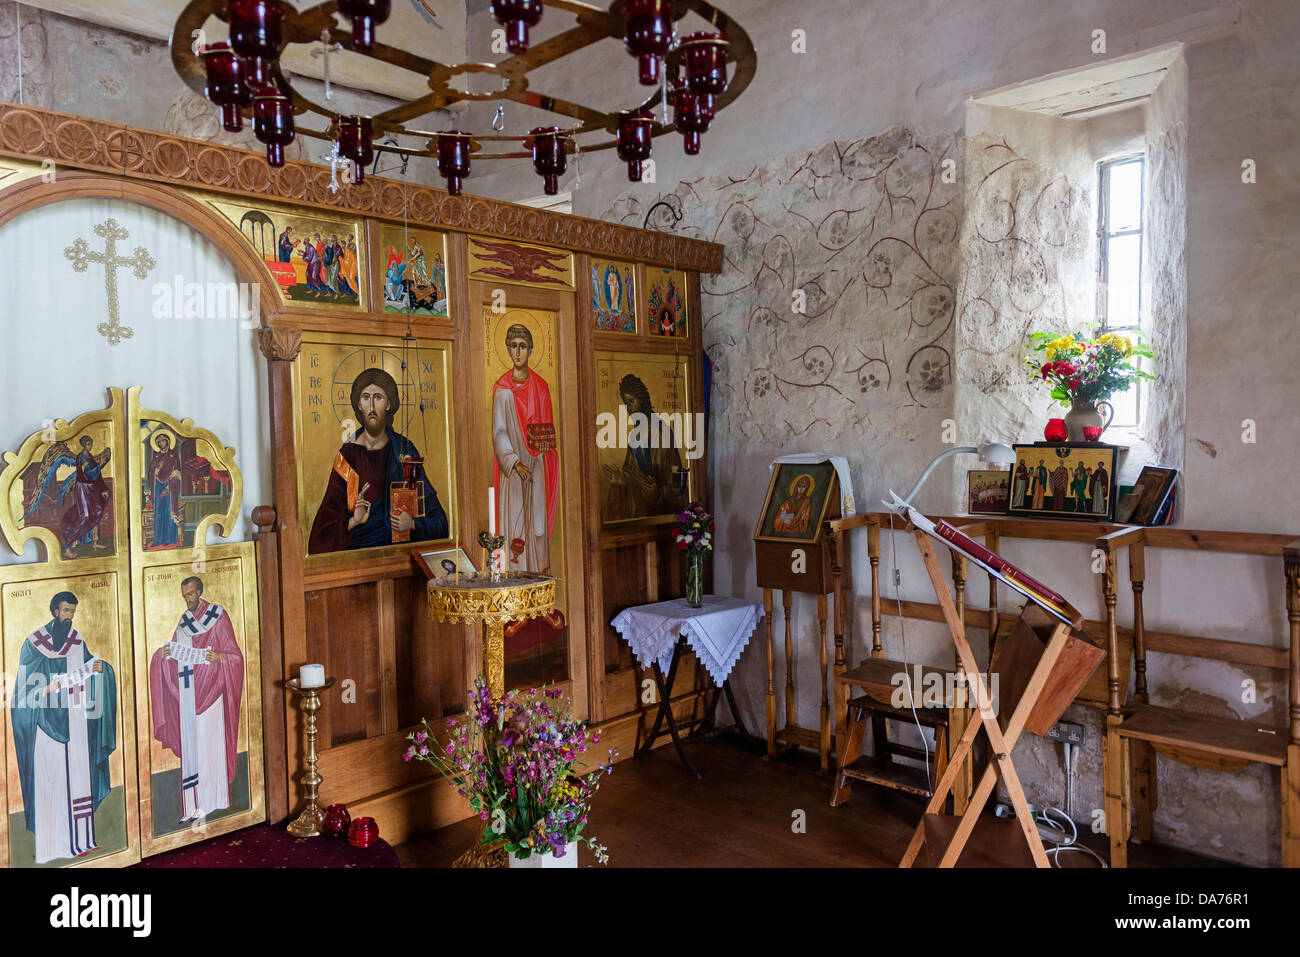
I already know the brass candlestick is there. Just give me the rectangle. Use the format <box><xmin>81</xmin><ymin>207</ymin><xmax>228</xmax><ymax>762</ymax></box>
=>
<box><xmin>285</xmin><ymin>676</ymin><xmax>335</xmax><ymax>837</ymax></box>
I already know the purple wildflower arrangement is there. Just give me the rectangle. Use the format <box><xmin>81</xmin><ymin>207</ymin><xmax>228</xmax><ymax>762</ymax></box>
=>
<box><xmin>674</xmin><ymin>501</ymin><xmax>713</xmax><ymax>554</ymax></box>
<box><xmin>404</xmin><ymin>676</ymin><xmax>614</xmax><ymax>863</ymax></box>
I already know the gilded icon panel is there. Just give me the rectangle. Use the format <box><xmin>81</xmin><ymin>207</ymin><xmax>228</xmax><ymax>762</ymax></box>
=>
<box><xmin>296</xmin><ymin>333</ymin><xmax>456</xmax><ymax>562</ymax></box>
<box><xmin>646</xmin><ymin>267</ymin><xmax>689</xmax><ymax>337</ymax></box>
<box><xmin>378</xmin><ymin>224</ymin><xmax>450</xmax><ymax>318</ymax></box>
<box><xmin>590</xmin><ymin>258</ymin><xmax>637</xmax><ymax>332</ymax></box>
<box><xmin>468</xmin><ymin>236</ymin><xmax>574</xmax><ymax>290</ymax></box>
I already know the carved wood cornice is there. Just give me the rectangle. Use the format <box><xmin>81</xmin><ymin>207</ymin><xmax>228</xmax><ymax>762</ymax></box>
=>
<box><xmin>0</xmin><ymin>101</ymin><xmax>723</xmax><ymax>273</ymax></box>
<box><xmin>257</xmin><ymin>326</ymin><xmax>303</xmax><ymax>361</ymax></box>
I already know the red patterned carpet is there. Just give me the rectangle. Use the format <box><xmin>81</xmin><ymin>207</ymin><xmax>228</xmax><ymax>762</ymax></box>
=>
<box><xmin>132</xmin><ymin>825</ymin><xmax>400</xmax><ymax>868</ymax></box>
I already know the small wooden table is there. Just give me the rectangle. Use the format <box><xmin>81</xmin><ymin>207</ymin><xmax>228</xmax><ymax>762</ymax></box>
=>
<box><xmin>611</xmin><ymin>596</ymin><xmax>761</xmax><ymax>778</ymax></box>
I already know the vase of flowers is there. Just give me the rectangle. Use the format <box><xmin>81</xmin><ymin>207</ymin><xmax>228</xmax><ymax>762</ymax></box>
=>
<box><xmin>675</xmin><ymin>501</ymin><xmax>713</xmax><ymax>608</ymax></box>
<box><xmin>404</xmin><ymin>678</ymin><xmax>614</xmax><ymax>866</ymax></box>
<box><xmin>1026</xmin><ymin>330</ymin><xmax>1155</xmax><ymax>441</ymax></box>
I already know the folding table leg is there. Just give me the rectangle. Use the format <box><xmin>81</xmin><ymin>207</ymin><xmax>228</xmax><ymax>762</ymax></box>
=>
<box><xmin>647</xmin><ymin>639</ymin><xmax>701</xmax><ymax>779</ymax></box>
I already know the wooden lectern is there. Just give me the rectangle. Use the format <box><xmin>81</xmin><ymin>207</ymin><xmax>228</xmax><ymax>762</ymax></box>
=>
<box><xmin>896</xmin><ymin>508</ymin><xmax>1104</xmax><ymax>867</ymax></box>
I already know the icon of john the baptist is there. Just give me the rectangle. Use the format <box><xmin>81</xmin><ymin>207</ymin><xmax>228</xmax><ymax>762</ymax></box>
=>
<box><xmin>308</xmin><ymin>368</ymin><xmax>448</xmax><ymax>554</ymax></box>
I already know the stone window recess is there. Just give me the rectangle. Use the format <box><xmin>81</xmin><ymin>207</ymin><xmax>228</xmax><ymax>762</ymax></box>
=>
<box><xmin>1097</xmin><ymin>154</ymin><xmax>1146</xmax><ymax>427</ymax></box>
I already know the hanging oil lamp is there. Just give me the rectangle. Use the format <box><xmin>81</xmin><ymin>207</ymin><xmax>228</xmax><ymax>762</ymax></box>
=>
<box><xmin>527</xmin><ymin>126</ymin><xmax>567</xmax><ymax>195</ymax></box>
<box><xmin>436</xmin><ymin>130</ymin><xmax>472</xmax><ymax>195</ymax></box>
<box><xmin>623</xmin><ymin>0</ymin><xmax>675</xmax><ymax>86</ymax></box>
<box><xmin>680</xmin><ymin>31</ymin><xmax>728</xmax><ymax>117</ymax></box>
<box><xmin>616</xmin><ymin>111</ymin><xmax>654</xmax><ymax>181</ymax></box>
<box><xmin>490</xmin><ymin>0</ymin><xmax>544</xmax><ymax>54</ymax></box>
<box><xmin>673</xmin><ymin>88</ymin><xmax>712</xmax><ymax>155</ymax></box>
<box><xmin>201</xmin><ymin>41</ymin><xmax>253</xmax><ymax>133</ymax></box>
<box><xmin>252</xmin><ymin>87</ymin><xmax>295</xmax><ymax>167</ymax></box>
<box><xmin>338</xmin><ymin>116</ymin><xmax>374</xmax><ymax>183</ymax></box>
<box><xmin>337</xmin><ymin>0</ymin><xmax>392</xmax><ymax>53</ymax></box>
<box><xmin>227</xmin><ymin>0</ymin><xmax>285</xmax><ymax>91</ymax></box>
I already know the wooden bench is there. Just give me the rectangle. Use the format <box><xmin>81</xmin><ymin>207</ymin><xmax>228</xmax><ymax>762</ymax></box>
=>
<box><xmin>1095</xmin><ymin>528</ymin><xmax>1300</xmax><ymax>867</ymax></box>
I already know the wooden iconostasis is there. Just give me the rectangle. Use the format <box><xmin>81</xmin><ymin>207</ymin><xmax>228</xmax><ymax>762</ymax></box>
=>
<box><xmin>260</xmin><ymin>217</ymin><xmax>715</xmax><ymax>843</ymax></box>
<box><xmin>0</xmin><ymin>103</ymin><xmax>724</xmax><ymax>845</ymax></box>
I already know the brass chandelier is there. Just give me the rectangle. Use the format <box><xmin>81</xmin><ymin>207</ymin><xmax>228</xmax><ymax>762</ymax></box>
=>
<box><xmin>170</xmin><ymin>0</ymin><xmax>755</xmax><ymax>195</ymax></box>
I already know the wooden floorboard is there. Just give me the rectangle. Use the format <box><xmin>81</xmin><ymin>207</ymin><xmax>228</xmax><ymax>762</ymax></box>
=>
<box><xmin>394</xmin><ymin>736</ymin><xmax>1244</xmax><ymax>868</ymax></box>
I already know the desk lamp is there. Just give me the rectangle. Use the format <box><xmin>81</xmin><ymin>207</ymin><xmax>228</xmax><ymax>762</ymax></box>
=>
<box><xmin>884</xmin><ymin>442</ymin><xmax>1016</xmax><ymax>510</ymax></box>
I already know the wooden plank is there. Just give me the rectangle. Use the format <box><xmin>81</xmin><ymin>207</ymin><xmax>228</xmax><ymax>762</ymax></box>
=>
<box><xmin>1143</xmin><ymin>630</ymin><xmax>1288</xmax><ymax>670</ymax></box>
<box><xmin>253</xmin><ymin>506</ymin><xmax>289</xmax><ymax>824</ymax></box>
<box><xmin>377</xmin><ymin>578</ymin><xmax>398</xmax><ymax>735</ymax></box>
<box><xmin>1118</xmin><ymin>706</ymin><xmax>1288</xmax><ymax>766</ymax></box>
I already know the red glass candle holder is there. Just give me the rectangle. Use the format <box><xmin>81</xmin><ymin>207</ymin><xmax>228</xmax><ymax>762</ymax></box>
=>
<box><xmin>673</xmin><ymin>88</ymin><xmax>712</xmax><ymax>155</ymax></box>
<box><xmin>436</xmin><ymin>130</ymin><xmax>472</xmax><ymax>196</ymax></box>
<box><xmin>527</xmin><ymin>126</ymin><xmax>567</xmax><ymax>195</ymax></box>
<box><xmin>322</xmin><ymin>803</ymin><xmax>351</xmax><ymax>838</ymax></box>
<box><xmin>227</xmin><ymin>0</ymin><xmax>284</xmax><ymax>91</ymax></box>
<box><xmin>201</xmin><ymin>42</ymin><xmax>253</xmax><ymax>133</ymax></box>
<box><xmin>338</xmin><ymin>116</ymin><xmax>373</xmax><ymax>184</ymax></box>
<box><xmin>681</xmin><ymin>31</ymin><xmax>728</xmax><ymax>118</ymax></box>
<box><xmin>1082</xmin><ymin>426</ymin><xmax>1104</xmax><ymax>442</ymax></box>
<box><xmin>1044</xmin><ymin>418</ymin><xmax>1068</xmax><ymax>443</ymax></box>
<box><xmin>490</xmin><ymin>0</ymin><xmax>544</xmax><ymax>54</ymax></box>
<box><xmin>624</xmin><ymin>0</ymin><xmax>675</xmax><ymax>86</ymax></box>
<box><xmin>252</xmin><ymin>90</ymin><xmax>295</xmax><ymax>167</ymax></box>
<box><xmin>337</xmin><ymin>0</ymin><xmax>391</xmax><ymax>53</ymax></box>
<box><xmin>348</xmin><ymin>816</ymin><xmax>379</xmax><ymax>848</ymax></box>
<box><xmin>616</xmin><ymin>111</ymin><xmax>654</xmax><ymax>182</ymax></box>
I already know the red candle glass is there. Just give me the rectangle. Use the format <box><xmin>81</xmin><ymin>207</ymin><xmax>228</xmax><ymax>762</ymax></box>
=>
<box><xmin>227</xmin><ymin>0</ymin><xmax>284</xmax><ymax>91</ymax></box>
<box><xmin>1082</xmin><ymin>426</ymin><xmax>1104</xmax><ymax>442</ymax></box>
<box><xmin>624</xmin><ymin>0</ymin><xmax>675</xmax><ymax>86</ymax></box>
<box><xmin>680</xmin><ymin>31</ymin><xmax>728</xmax><ymax>118</ymax></box>
<box><xmin>527</xmin><ymin>126</ymin><xmax>567</xmax><ymax>195</ymax></box>
<box><xmin>252</xmin><ymin>90</ymin><xmax>294</xmax><ymax>168</ymax></box>
<box><xmin>201</xmin><ymin>42</ymin><xmax>253</xmax><ymax>133</ymax></box>
<box><xmin>616</xmin><ymin>111</ymin><xmax>654</xmax><ymax>182</ymax></box>
<box><xmin>322</xmin><ymin>803</ymin><xmax>351</xmax><ymax>838</ymax></box>
<box><xmin>1044</xmin><ymin>418</ymin><xmax>1068</xmax><ymax>443</ymax></box>
<box><xmin>436</xmin><ymin>130</ymin><xmax>472</xmax><ymax>196</ymax></box>
<box><xmin>673</xmin><ymin>88</ymin><xmax>712</xmax><ymax>155</ymax></box>
<box><xmin>338</xmin><ymin>116</ymin><xmax>373</xmax><ymax>184</ymax></box>
<box><xmin>490</xmin><ymin>0</ymin><xmax>544</xmax><ymax>54</ymax></box>
<box><xmin>348</xmin><ymin>816</ymin><xmax>379</xmax><ymax>848</ymax></box>
<box><xmin>337</xmin><ymin>0</ymin><xmax>391</xmax><ymax>53</ymax></box>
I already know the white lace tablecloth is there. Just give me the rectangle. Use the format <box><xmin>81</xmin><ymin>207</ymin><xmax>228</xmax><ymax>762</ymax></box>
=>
<box><xmin>610</xmin><ymin>595</ymin><xmax>761</xmax><ymax>686</ymax></box>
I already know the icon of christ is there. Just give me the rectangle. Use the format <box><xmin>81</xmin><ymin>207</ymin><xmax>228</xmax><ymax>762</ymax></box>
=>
<box><xmin>308</xmin><ymin>367</ymin><xmax>449</xmax><ymax>553</ymax></box>
<box><xmin>492</xmin><ymin>324</ymin><xmax>558</xmax><ymax>573</ymax></box>
<box><xmin>148</xmin><ymin>576</ymin><xmax>244</xmax><ymax>824</ymax></box>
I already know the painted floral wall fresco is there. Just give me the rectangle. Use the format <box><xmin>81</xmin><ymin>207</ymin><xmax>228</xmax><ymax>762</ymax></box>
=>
<box><xmin>952</xmin><ymin>132</ymin><xmax>1094</xmax><ymax>465</ymax></box>
<box><xmin>602</xmin><ymin>125</ymin><xmax>963</xmax><ymax>515</ymax></box>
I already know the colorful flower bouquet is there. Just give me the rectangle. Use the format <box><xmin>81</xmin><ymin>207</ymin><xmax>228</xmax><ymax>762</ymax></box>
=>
<box><xmin>1025</xmin><ymin>330</ymin><xmax>1155</xmax><ymax>406</ymax></box>
<box><xmin>675</xmin><ymin>501</ymin><xmax>713</xmax><ymax>607</ymax></box>
<box><xmin>404</xmin><ymin>677</ymin><xmax>615</xmax><ymax>864</ymax></box>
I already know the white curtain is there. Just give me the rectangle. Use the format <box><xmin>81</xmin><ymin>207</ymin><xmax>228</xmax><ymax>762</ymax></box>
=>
<box><xmin>0</xmin><ymin>197</ymin><xmax>269</xmax><ymax>564</ymax></box>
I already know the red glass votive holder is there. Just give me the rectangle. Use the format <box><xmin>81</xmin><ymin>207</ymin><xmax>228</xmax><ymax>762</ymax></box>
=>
<box><xmin>348</xmin><ymin>816</ymin><xmax>379</xmax><ymax>848</ymax></box>
<box><xmin>322</xmin><ymin>803</ymin><xmax>351</xmax><ymax>838</ymax></box>
<box><xmin>1082</xmin><ymin>426</ymin><xmax>1104</xmax><ymax>442</ymax></box>
<box><xmin>1044</xmin><ymin>418</ymin><xmax>1068</xmax><ymax>443</ymax></box>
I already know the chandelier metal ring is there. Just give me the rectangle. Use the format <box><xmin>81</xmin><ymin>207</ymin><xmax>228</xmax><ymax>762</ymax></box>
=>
<box><xmin>171</xmin><ymin>0</ymin><xmax>755</xmax><ymax>165</ymax></box>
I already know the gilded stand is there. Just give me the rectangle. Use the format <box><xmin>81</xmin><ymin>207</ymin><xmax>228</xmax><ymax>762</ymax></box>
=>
<box><xmin>426</xmin><ymin>571</ymin><xmax>556</xmax><ymax>699</ymax></box>
<box><xmin>285</xmin><ymin>677</ymin><xmax>335</xmax><ymax>837</ymax></box>
<box><xmin>426</xmin><ymin>571</ymin><xmax>555</xmax><ymax>866</ymax></box>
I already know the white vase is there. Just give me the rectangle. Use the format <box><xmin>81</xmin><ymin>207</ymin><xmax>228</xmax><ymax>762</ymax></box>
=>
<box><xmin>507</xmin><ymin>840</ymin><xmax>579</xmax><ymax>868</ymax></box>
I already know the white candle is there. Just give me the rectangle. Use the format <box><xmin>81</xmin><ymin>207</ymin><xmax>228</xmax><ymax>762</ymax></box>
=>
<box><xmin>489</xmin><ymin>486</ymin><xmax>497</xmax><ymax>536</ymax></box>
<box><xmin>300</xmin><ymin>664</ymin><xmax>325</xmax><ymax>688</ymax></box>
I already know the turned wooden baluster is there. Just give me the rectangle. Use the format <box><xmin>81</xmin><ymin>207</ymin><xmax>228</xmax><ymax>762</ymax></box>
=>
<box><xmin>1100</xmin><ymin>542</ymin><xmax>1130</xmax><ymax>866</ymax></box>
<box><xmin>764</xmin><ymin>587</ymin><xmax>776</xmax><ymax>758</ymax></box>
<box><xmin>1129</xmin><ymin>542</ymin><xmax>1156</xmax><ymax>842</ymax></box>
<box><xmin>1284</xmin><ymin>545</ymin><xmax>1300</xmax><ymax>866</ymax></box>
<box><xmin>869</xmin><ymin>518</ymin><xmax>883</xmax><ymax>658</ymax></box>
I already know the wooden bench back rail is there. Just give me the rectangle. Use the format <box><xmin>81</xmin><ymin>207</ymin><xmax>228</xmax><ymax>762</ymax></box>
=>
<box><xmin>840</xmin><ymin>514</ymin><xmax>1299</xmax><ymax>742</ymax></box>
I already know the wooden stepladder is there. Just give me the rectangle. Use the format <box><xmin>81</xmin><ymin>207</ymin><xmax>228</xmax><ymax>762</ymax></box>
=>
<box><xmin>899</xmin><ymin>528</ymin><xmax>1104</xmax><ymax>868</ymax></box>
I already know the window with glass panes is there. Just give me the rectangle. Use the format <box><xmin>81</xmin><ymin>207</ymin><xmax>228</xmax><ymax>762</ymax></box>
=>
<box><xmin>1096</xmin><ymin>155</ymin><xmax>1144</xmax><ymax>425</ymax></box>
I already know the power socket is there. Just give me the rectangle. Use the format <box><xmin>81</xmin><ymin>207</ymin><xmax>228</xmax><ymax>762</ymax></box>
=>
<box><xmin>1045</xmin><ymin>720</ymin><xmax>1086</xmax><ymax>746</ymax></box>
